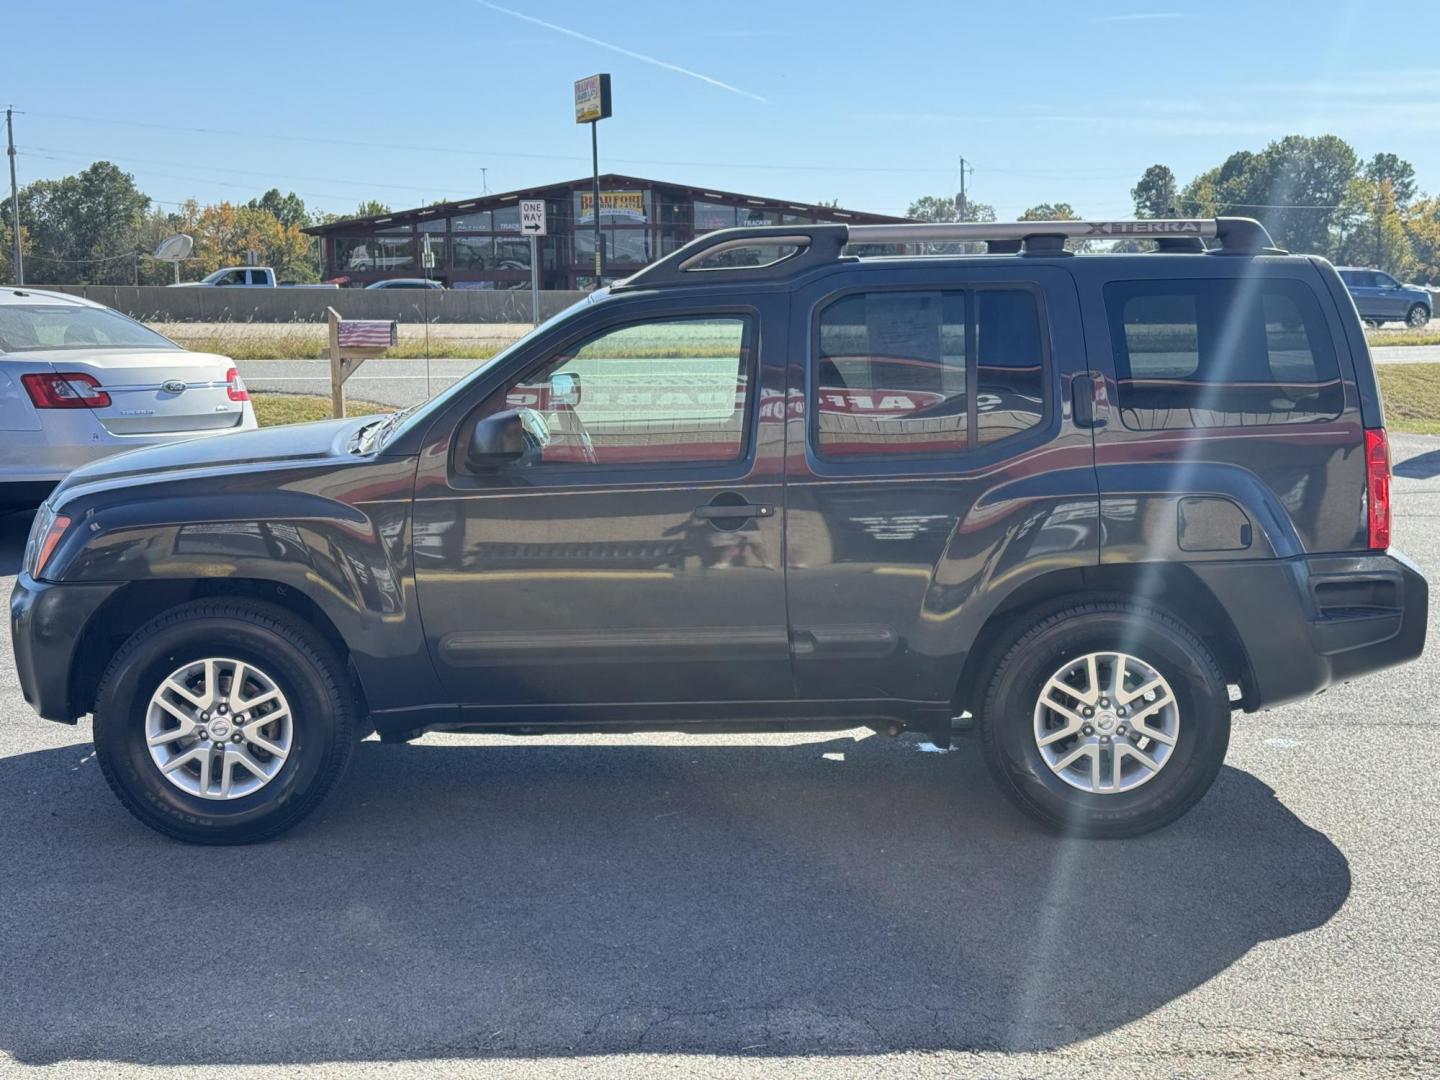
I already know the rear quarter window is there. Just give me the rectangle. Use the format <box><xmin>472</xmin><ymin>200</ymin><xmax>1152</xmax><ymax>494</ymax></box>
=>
<box><xmin>1105</xmin><ymin>278</ymin><xmax>1343</xmax><ymax>431</ymax></box>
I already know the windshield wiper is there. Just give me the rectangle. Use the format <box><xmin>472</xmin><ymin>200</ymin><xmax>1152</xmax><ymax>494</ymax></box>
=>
<box><xmin>354</xmin><ymin>405</ymin><xmax>419</xmax><ymax>454</ymax></box>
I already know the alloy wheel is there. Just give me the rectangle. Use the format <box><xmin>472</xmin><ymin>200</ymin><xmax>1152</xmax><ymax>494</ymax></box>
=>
<box><xmin>144</xmin><ymin>657</ymin><xmax>294</xmax><ymax>800</ymax></box>
<box><xmin>1032</xmin><ymin>651</ymin><xmax>1180</xmax><ymax>794</ymax></box>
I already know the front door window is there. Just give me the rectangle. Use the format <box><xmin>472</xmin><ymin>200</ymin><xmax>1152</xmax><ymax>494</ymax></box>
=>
<box><xmin>477</xmin><ymin>315</ymin><xmax>755</xmax><ymax>467</ymax></box>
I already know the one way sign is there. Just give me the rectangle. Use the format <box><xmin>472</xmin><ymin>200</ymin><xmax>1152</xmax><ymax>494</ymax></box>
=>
<box><xmin>520</xmin><ymin>199</ymin><xmax>547</xmax><ymax>236</ymax></box>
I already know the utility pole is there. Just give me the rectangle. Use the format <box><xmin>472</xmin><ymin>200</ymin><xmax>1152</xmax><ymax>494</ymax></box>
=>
<box><xmin>955</xmin><ymin>155</ymin><xmax>974</xmax><ymax>221</ymax></box>
<box><xmin>6</xmin><ymin>107</ymin><xmax>22</xmax><ymax>285</ymax></box>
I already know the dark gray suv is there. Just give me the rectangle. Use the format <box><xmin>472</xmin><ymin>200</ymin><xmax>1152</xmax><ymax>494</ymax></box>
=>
<box><xmin>10</xmin><ymin>218</ymin><xmax>1427</xmax><ymax>843</ymax></box>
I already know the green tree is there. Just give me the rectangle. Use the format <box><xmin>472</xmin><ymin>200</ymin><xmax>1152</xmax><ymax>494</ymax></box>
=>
<box><xmin>246</xmin><ymin>189</ymin><xmax>309</xmax><ymax>230</ymax></box>
<box><xmin>1020</xmin><ymin>203</ymin><xmax>1091</xmax><ymax>251</ymax></box>
<box><xmin>1339</xmin><ymin>178</ymin><xmax>1415</xmax><ymax>277</ymax></box>
<box><xmin>312</xmin><ymin>199</ymin><xmax>392</xmax><ymax>228</ymax></box>
<box><xmin>1199</xmin><ymin>136</ymin><xmax>1358</xmax><ymax>256</ymax></box>
<box><xmin>1019</xmin><ymin>202</ymin><xmax>1079</xmax><ymax>221</ymax></box>
<box><xmin>1364</xmin><ymin>153</ymin><xmax>1416</xmax><ymax>207</ymax></box>
<box><xmin>1131</xmin><ymin>165</ymin><xmax>1178</xmax><ymax>218</ymax></box>
<box><xmin>906</xmin><ymin>194</ymin><xmax>996</xmax><ymax>223</ymax></box>
<box><xmin>903</xmin><ymin>194</ymin><xmax>995</xmax><ymax>254</ymax></box>
<box><xmin>1402</xmin><ymin>196</ymin><xmax>1440</xmax><ymax>284</ymax></box>
<box><xmin>1177</xmin><ymin>166</ymin><xmax>1221</xmax><ymax>217</ymax></box>
<box><xmin>9</xmin><ymin>161</ymin><xmax>151</xmax><ymax>284</ymax></box>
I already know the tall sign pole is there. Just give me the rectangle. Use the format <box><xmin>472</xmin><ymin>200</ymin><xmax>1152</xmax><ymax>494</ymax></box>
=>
<box><xmin>6</xmin><ymin>108</ymin><xmax>22</xmax><ymax>285</ymax></box>
<box><xmin>574</xmin><ymin>74</ymin><xmax>612</xmax><ymax>289</ymax></box>
<box><xmin>519</xmin><ymin>199</ymin><xmax>547</xmax><ymax>324</ymax></box>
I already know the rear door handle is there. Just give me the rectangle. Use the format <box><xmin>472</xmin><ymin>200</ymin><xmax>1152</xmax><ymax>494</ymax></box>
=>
<box><xmin>694</xmin><ymin>502</ymin><xmax>774</xmax><ymax>520</ymax></box>
<box><xmin>1072</xmin><ymin>373</ymin><xmax>1106</xmax><ymax>430</ymax></box>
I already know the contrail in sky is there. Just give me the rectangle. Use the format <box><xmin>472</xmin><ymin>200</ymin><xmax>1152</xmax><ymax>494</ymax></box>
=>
<box><xmin>471</xmin><ymin>0</ymin><xmax>769</xmax><ymax>104</ymax></box>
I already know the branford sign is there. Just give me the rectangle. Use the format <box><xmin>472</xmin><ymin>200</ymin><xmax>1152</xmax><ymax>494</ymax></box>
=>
<box><xmin>574</xmin><ymin>74</ymin><xmax>613</xmax><ymax>124</ymax></box>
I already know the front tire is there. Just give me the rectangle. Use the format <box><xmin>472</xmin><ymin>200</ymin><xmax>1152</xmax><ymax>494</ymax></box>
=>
<box><xmin>93</xmin><ymin>600</ymin><xmax>357</xmax><ymax>843</ymax></box>
<box><xmin>978</xmin><ymin>601</ymin><xmax>1230</xmax><ymax>838</ymax></box>
<box><xmin>1407</xmin><ymin>303</ymin><xmax>1431</xmax><ymax>329</ymax></box>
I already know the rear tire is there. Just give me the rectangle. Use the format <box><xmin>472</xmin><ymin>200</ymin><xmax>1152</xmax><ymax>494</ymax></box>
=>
<box><xmin>93</xmin><ymin>599</ymin><xmax>356</xmax><ymax>844</ymax></box>
<box><xmin>1407</xmin><ymin>303</ymin><xmax>1430</xmax><ymax>329</ymax></box>
<box><xmin>978</xmin><ymin>601</ymin><xmax>1230</xmax><ymax>838</ymax></box>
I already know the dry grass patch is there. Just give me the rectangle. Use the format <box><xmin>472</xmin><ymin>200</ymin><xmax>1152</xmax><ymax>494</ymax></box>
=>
<box><xmin>251</xmin><ymin>394</ymin><xmax>393</xmax><ymax>427</ymax></box>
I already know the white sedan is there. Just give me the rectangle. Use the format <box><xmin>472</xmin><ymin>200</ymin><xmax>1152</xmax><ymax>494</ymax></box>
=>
<box><xmin>0</xmin><ymin>288</ymin><xmax>257</xmax><ymax>509</ymax></box>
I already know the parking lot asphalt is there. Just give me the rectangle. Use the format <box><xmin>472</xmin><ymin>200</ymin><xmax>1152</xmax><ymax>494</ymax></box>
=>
<box><xmin>237</xmin><ymin>344</ymin><xmax>1440</xmax><ymax>410</ymax></box>
<box><xmin>1</xmin><ymin>438</ymin><xmax>1438</xmax><ymax>1079</ymax></box>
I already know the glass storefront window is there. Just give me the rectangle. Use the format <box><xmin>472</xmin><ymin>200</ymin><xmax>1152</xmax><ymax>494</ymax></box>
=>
<box><xmin>417</xmin><ymin>216</ymin><xmax>447</xmax><ymax>233</ymax></box>
<box><xmin>419</xmin><ymin>236</ymin><xmax>448</xmax><ymax>270</ymax></box>
<box><xmin>738</xmin><ymin>207</ymin><xmax>780</xmax><ymax>227</ymax></box>
<box><xmin>492</xmin><ymin>205</ymin><xmax>522</xmax><ymax>232</ymax></box>
<box><xmin>335</xmin><ymin>238</ymin><xmax>374</xmax><ymax>272</ymax></box>
<box><xmin>783</xmin><ymin>212</ymin><xmax>814</xmax><ymax>224</ymax></box>
<box><xmin>335</xmin><ymin>236</ymin><xmax>416</xmax><ymax>272</ymax></box>
<box><xmin>657</xmin><ymin>195</ymin><xmax>689</xmax><ymax>226</ymax></box>
<box><xmin>452</xmin><ymin>211</ymin><xmax>491</xmax><ymax>231</ymax></box>
<box><xmin>493</xmin><ymin>236</ymin><xmax>532</xmax><ymax>269</ymax></box>
<box><xmin>574</xmin><ymin>227</ymin><xmax>655</xmax><ymax>266</ymax></box>
<box><xmin>453</xmin><ymin>236</ymin><xmax>492</xmax><ymax>270</ymax></box>
<box><xmin>373</xmin><ymin>235</ymin><xmax>416</xmax><ymax>271</ymax></box>
<box><xmin>694</xmin><ymin>201</ymin><xmax>735</xmax><ymax>230</ymax></box>
<box><xmin>374</xmin><ymin>223</ymin><xmax>411</xmax><ymax>235</ymax></box>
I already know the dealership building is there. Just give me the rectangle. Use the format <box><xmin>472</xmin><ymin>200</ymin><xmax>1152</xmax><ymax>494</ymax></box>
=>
<box><xmin>304</xmin><ymin>174</ymin><xmax>906</xmax><ymax>290</ymax></box>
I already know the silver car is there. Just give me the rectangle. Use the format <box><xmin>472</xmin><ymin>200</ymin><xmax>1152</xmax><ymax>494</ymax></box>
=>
<box><xmin>0</xmin><ymin>288</ymin><xmax>257</xmax><ymax>508</ymax></box>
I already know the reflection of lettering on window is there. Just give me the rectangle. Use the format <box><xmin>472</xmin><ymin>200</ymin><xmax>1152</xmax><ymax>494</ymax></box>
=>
<box><xmin>498</xmin><ymin>316</ymin><xmax>753</xmax><ymax>465</ymax></box>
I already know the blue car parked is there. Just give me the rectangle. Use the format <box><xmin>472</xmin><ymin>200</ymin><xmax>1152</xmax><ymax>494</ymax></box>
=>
<box><xmin>1337</xmin><ymin>267</ymin><xmax>1432</xmax><ymax>328</ymax></box>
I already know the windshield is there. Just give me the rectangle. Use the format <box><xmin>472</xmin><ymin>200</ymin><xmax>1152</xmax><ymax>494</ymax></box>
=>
<box><xmin>366</xmin><ymin>290</ymin><xmax>608</xmax><ymax>452</ymax></box>
<box><xmin>0</xmin><ymin>304</ymin><xmax>179</xmax><ymax>353</ymax></box>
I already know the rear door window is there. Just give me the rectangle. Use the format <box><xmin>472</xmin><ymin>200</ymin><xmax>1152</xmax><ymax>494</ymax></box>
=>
<box><xmin>813</xmin><ymin>287</ymin><xmax>1046</xmax><ymax>458</ymax></box>
<box><xmin>1105</xmin><ymin>278</ymin><xmax>1343</xmax><ymax>430</ymax></box>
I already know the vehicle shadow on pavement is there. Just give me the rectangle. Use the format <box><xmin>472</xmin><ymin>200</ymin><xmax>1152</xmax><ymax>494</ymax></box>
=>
<box><xmin>1393</xmin><ymin>447</ymin><xmax>1440</xmax><ymax>479</ymax></box>
<box><xmin>0</xmin><ymin>733</ymin><xmax>1349</xmax><ymax>1066</ymax></box>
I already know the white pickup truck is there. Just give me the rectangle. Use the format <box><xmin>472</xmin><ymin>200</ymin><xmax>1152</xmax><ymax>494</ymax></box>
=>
<box><xmin>171</xmin><ymin>266</ymin><xmax>338</xmax><ymax>288</ymax></box>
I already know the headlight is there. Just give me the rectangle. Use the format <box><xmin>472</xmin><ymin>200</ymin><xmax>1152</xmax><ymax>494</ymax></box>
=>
<box><xmin>24</xmin><ymin>504</ymin><xmax>72</xmax><ymax>580</ymax></box>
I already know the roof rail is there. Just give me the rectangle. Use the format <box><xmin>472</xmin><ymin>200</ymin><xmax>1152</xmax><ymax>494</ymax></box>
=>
<box><xmin>615</xmin><ymin>224</ymin><xmax>850</xmax><ymax>290</ymax></box>
<box><xmin>847</xmin><ymin>216</ymin><xmax>1280</xmax><ymax>254</ymax></box>
<box><xmin>611</xmin><ymin>216</ymin><xmax>1281</xmax><ymax>290</ymax></box>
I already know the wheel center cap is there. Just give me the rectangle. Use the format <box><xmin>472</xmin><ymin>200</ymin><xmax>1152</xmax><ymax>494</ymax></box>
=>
<box><xmin>207</xmin><ymin>717</ymin><xmax>233</xmax><ymax>740</ymax></box>
<box><xmin>1094</xmin><ymin>712</ymin><xmax>1117</xmax><ymax>733</ymax></box>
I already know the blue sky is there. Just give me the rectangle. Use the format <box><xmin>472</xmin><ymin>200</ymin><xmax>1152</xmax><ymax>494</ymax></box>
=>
<box><xmin>6</xmin><ymin>0</ymin><xmax>1439</xmax><ymax>220</ymax></box>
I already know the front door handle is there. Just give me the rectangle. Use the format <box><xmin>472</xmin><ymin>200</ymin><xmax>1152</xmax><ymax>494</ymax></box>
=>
<box><xmin>694</xmin><ymin>502</ymin><xmax>774</xmax><ymax>521</ymax></box>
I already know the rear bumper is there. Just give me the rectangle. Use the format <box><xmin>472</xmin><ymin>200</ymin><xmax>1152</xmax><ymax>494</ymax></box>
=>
<box><xmin>1192</xmin><ymin>550</ymin><xmax>1428</xmax><ymax>710</ymax></box>
<box><xmin>1</xmin><ymin>408</ymin><xmax>256</xmax><ymax>484</ymax></box>
<box><xmin>10</xmin><ymin>573</ymin><xmax>122</xmax><ymax>723</ymax></box>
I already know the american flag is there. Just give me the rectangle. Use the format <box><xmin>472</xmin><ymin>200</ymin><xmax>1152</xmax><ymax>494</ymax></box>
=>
<box><xmin>337</xmin><ymin>320</ymin><xmax>397</xmax><ymax>349</ymax></box>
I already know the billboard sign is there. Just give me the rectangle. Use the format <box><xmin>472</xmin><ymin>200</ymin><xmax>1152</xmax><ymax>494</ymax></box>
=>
<box><xmin>574</xmin><ymin>73</ymin><xmax>613</xmax><ymax>124</ymax></box>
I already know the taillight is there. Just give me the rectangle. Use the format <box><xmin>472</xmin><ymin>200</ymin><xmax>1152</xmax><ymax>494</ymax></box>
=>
<box><xmin>22</xmin><ymin>372</ymin><xmax>111</xmax><ymax>409</ymax></box>
<box><xmin>1365</xmin><ymin>427</ymin><xmax>1391</xmax><ymax>551</ymax></box>
<box><xmin>226</xmin><ymin>367</ymin><xmax>249</xmax><ymax>402</ymax></box>
<box><xmin>34</xmin><ymin>513</ymin><xmax>72</xmax><ymax>579</ymax></box>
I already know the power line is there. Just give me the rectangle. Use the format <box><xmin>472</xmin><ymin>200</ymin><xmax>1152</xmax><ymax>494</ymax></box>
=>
<box><xmin>25</xmin><ymin>109</ymin><xmax>960</xmax><ymax>176</ymax></box>
<box><xmin>23</xmin><ymin>145</ymin><xmax>466</xmax><ymax>196</ymax></box>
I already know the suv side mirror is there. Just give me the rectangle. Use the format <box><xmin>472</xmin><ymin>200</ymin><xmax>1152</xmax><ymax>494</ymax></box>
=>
<box><xmin>466</xmin><ymin>409</ymin><xmax>527</xmax><ymax>470</ymax></box>
<box><xmin>550</xmin><ymin>371</ymin><xmax>582</xmax><ymax>407</ymax></box>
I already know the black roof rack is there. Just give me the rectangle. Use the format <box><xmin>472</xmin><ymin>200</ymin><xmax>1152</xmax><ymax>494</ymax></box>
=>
<box><xmin>611</xmin><ymin>216</ymin><xmax>1282</xmax><ymax>290</ymax></box>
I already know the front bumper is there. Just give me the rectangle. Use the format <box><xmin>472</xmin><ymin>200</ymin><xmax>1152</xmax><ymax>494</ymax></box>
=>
<box><xmin>10</xmin><ymin>573</ymin><xmax>122</xmax><ymax>723</ymax></box>
<box><xmin>1192</xmin><ymin>549</ymin><xmax>1428</xmax><ymax>710</ymax></box>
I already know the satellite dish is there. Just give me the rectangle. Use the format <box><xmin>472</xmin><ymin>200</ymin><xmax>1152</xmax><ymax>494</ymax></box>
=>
<box><xmin>154</xmin><ymin>234</ymin><xmax>194</xmax><ymax>261</ymax></box>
